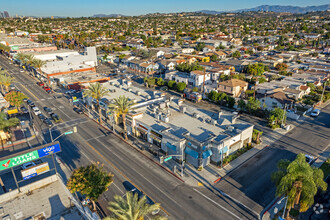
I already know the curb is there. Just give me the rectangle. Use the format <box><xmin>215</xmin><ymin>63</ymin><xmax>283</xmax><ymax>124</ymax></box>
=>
<box><xmin>83</xmin><ymin>112</ymin><xmax>185</xmax><ymax>183</ymax></box>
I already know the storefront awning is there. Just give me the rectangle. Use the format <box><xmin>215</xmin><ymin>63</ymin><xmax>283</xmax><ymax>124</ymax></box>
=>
<box><xmin>166</xmin><ymin>142</ymin><xmax>176</xmax><ymax>151</ymax></box>
<box><xmin>202</xmin><ymin>149</ymin><xmax>213</xmax><ymax>159</ymax></box>
<box><xmin>185</xmin><ymin>148</ymin><xmax>198</xmax><ymax>159</ymax></box>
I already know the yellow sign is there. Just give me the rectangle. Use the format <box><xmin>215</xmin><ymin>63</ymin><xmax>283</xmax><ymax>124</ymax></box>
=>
<box><xmin>7</xmin><ymin>109</ymin><xmax>18</xmax><ymax>115</ymax></box>
<box><xmin>197</xmin><ymin>182</ymin><xmax>203</xmax><ymax>186</ymax></box>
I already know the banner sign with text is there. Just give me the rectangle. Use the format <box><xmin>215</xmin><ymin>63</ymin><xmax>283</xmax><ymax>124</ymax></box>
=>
<box><xmin>0</xmin><ymin>142</ymin><xmax>61</xmax><ymax>171</ymax></box>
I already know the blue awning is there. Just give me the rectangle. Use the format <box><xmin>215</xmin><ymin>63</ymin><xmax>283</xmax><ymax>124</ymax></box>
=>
<box><xmin>185</xmin><ymin>148</ymin><xmax>198</xmax><ymax>159</ymax></box>
<box><xmin>202</xmin><ymin>149</ymin><xmax>213</xmax><ymax>159</ymax></box>
<box><xmin>222</xmin><ymin>146</ymin><xmax>228</xmax><ymax>153</ymax></box>
<box><xmin>166</xmin><ymin>142</ymin><xmax>176</xmax><ymax>151</ymax></box>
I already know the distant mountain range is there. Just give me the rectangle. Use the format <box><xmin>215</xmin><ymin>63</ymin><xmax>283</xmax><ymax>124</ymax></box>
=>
<box><xmin>198</xmin><ymin>4</ymin><xmax>330</xmax><ymax>14</ymax></box>
<box><xmin>92</xmin><ymin>14</ymin><xmax>125</xmax><ymax>18</ymax></box>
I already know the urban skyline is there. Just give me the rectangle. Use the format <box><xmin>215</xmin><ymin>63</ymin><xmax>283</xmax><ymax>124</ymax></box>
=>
<box><xmin>1</xmin><ymin>0</ymin><xmax>330</xmax><ymax>17</ymax></box>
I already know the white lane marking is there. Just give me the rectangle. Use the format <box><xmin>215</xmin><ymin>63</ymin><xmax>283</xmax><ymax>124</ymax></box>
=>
<box><xmin>92</xmin><ymin>137</ymin><xmax>183</xmax><ymax>208</ymax></box>
<box><xmin>193</xmin><ymin>188</ymin><xmax>241</xmax><ymax>219</ymax></box>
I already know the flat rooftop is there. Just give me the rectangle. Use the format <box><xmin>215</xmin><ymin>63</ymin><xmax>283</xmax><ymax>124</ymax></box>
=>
<box><xmin>136</xmin><ymin>97</ymin><xmax>252</xmax><ymax>143</ymax></box>
<box><xmin>0</xmin><ymin>180</ymin><xmax>83</xmax><ymax>220</ymax></box>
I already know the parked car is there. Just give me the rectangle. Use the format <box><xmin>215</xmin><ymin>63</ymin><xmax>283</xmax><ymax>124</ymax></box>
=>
<box><xmin>32</xmin><ymin>107</ymin><xmax>41</xmax><ymax>115</ymax></box>
<box><xmin>310</xmin><ymin>109</ymin><xmax>320</xmax><ymax>117</ymax></box>
<box><xmin>46</xmin><ymin>89</ymin><xmax>54</xmax><ymax>94</ymax></box>
<box><xmin>20</xmin><ymin>106</ymin><xmax>28</xmax><ymax>114</ymax></box>
<box><xmin>43</xmin><ymin>118</ymin><xmax>53</xmax><ymax>127</ymax></box>
<box><xmin>38</xmin><ymin>114</ymin><xmax>46</xmax><ymax>120</ymax></box>
<box><xmin>73</xmin><ymin>107</ymin><xmax>83</xmax><ymax>114</ymax></box>
<box><xmin>51</xmin><ymin>113</ymin><xmax>60</xmax><ymax>123</ymax></box>
<box><xmin>43</xmin><ymin>86</ymin><xmax>51</xmax><ymax>91</ymax></box>
<box><xmin>305</xmin><ymin>154</ymin><xmax>315</xmax><ymax>164</ymax></box>
<box><xmin>37</xmin><ymin>82</ymin><xmax>44</xmax><ymax>86</ymax></box>
<box><xmin>21</xmin><ymin>162</ymin><xmax>36</xmax><ymax>170</ymax></box>
<box><xmin>122</xmin><ymin>181</ymin><xmax>160</xmax><ymax>215</ymax></box>
<box><xmin>43</xmin><ymin>107</ymin><xmax>53</xmax><ymax>115</ymax></box>
<box><xmin>27</xmin><ymin>100</ymin><xmax>35</xmax><ymax>107</ymax></box>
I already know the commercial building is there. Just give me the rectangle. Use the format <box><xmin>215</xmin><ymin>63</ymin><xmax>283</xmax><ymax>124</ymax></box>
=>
<box><xmin>90</xmin><ymin>79</ymin><xmax>254</xmax><ymax>169</ymax></box>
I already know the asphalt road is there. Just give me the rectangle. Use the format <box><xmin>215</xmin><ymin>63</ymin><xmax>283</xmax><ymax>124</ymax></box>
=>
<box><xmin>214</xmin><ymin>103</ymin><xmax>330</xmax><ymax>217</ymax></box>
<box><xmin>0</xmin><ymin>56</ymin><xmax>258</xmax><ymax>219</ymax></box>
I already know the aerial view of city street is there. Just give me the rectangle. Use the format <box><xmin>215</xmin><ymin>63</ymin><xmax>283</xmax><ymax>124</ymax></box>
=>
<box><xmin>0</xmin><ymin>0</ymin><xmax>329</xmax><ymax>219</ymax></box>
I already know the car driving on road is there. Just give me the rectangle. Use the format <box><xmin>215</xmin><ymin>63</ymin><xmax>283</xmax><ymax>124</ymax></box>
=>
<box><xmin>43</xmin><ymin>107</ymin><xmax>53</xmax><ymax>115</ymax></box>
<box><xmin>310</xmin><ymin>109</ymin><xmax>320</xmax><ymax>117</ymax></box>
<box><xmin>73</xmin><ymin>107</ymin><xmax>83</xmax><ymax>114</ymax></box>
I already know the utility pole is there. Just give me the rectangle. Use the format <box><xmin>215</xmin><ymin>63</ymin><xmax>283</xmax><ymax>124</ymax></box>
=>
<box><xmin>281</xmin><ymin>103</ymin><xmax>287</xmax><ymax>127</ymax></box>
<box><xmin>202</xmin><ymin>67</ymin><xmax>206</xmax><ymax>94</ymax></box>
<box><xmin>320</xmin><ymin>80</ymin><xmax>328</xmax><ymax>103</ymax></box>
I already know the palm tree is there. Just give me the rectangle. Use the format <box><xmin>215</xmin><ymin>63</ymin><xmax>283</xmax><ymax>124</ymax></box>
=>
<box><xmin>2</xmin><ymin>75</ymin><xmax>14</xmax><ymax>93</ymax></box>
<box><xmin>15</xmin><ymin>53</ymin><xmax>28</xmax><ymax>66</ymax></box>
<box><xmin>105</xmin><ymin>191</ymin><xmax>164</xmax><ymax>220</ymax></box>
<box><xmin>0</xmin><ymin>70</ymin><xmax>8</xmax><ymax>94</ymax></box>
<box><xmin>107</xmin><ymin>96</ymin><xmax>134</xmax><ymax>140</ymax></box>
<box><xmin>272</xmin><ymin>153</ymin><xmax>327</xmax><ymax>217</ymax></box>
<box><xmin>83</xmin><ymin>82</ymin><xmax>109</xmax><ymax>124</ymax></box>
<box><xmin>31</xmin><ymin>58</ymin><xmax>46</xmax><ymax>77</ymax></box>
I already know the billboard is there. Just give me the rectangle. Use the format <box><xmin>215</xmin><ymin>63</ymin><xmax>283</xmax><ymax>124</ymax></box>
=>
<box><xmin>0</xmin><ymin>142</ymin><xmax>61</xmax><ymax>171</ymax></box>
<box><xmin>0</xmin><ymin>151</ymin><xmax>39</xmax><ymax>171</ymax></box>
<box><xmin>21</xmin><ymin>162</ymin><xmax>50</xmax><ymax>180</ymax></box>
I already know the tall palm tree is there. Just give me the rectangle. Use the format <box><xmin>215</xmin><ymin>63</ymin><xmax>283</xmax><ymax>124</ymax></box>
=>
<box><xmin>107</xmin><ymin>96</ymin><xmax>134</xmax><ymax>140</ymax></box>
<box><xmin>272</xmin><ymin>153</ymin><xmax>327</xmax><ymax>217</ymax></box>
<box><xmin>1</xmin><ymin>75</ymin><xmax>14</xmax><ymax>93</ymax></box>
<box><xmin>83</xmin><ymin>82</ymin><xmax>109</xmax><ymax>124</ymax></box>
<box><xmin>0</xmin><ymin>70</ymin><xmax>8</xmax><ymax>94</ymax></box>
<box><xmin>106</xmin><ymin>191</ymin><xmax>163</xmax><ymax>220</ymax></box>
<box><xmin>32</xmin><ymin>58</ymin><xmax>46</xmax><ymax>77</ymax></box>
<box><xmin>15</xmin><ymin>53</ymin><xmax>28</xmax><ymax>66</ymax></box>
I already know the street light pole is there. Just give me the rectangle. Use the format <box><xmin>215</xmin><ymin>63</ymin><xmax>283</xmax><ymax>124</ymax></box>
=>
<box><xmin>282</xmin><ymin>196</ymin><xmax>288</xmax><ymax>219</ymax></box>
<box><xmin>320</xmin><ymin>80</ymin><xmax>328</xmax><ymax>103</ymax></box>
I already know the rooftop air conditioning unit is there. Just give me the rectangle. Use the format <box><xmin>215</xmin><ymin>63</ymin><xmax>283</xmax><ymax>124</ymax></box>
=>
<box><xmin>136</xmin><ymin>91</ymin><xmax>141</xmax><ymax>96</ymax></box>
<box><xmin>227</xmin><ymin>126</ymin><xmax>235</xmax><ymax>132</ymax></box>
<box><xmin>147</xmin><ymin>95</ymin><xmax>151</xmax><ymax>99</ymax></box>
<box><xmin>193</xmin><ymin>113</ymin><xmax>199</xmax><ymax>118</ymax></box>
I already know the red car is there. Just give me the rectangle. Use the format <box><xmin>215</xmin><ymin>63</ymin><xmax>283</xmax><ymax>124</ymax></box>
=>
<box><xmin>37</xmin><ymin>82</ymin><xmax>44</xmax><ymax>86</ymax></box>
<box><xmin>43</xmin><ymin>86</ymin><xmax>51</xmax><ymax>91</ymax></box>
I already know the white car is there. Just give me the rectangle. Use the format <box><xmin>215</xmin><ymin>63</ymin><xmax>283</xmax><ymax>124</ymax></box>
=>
<box><xmin>32</xmin><ymin>107</ymin><xmax>41</xmax><ymax>115</ymax></box>
<box><xmin>310</xmin><ymin>109</ymin><xmax>320</xmax><ymax>117</ymax></box>
<box><xmin>21</xmin><ymin>162</ymin><xmax>36</xmax><ymax>170</ymax></box>
<box><xmin>305</xmin><ymin>155</ymin><xmax>314</xmax><ymax>164</ymax></box>
<box><xmin>20</xmin><ymin>70</ymin><xmax>24</xmax><ymax>73</ymax></box>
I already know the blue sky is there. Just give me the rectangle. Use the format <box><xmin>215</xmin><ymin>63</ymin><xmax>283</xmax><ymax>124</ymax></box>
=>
<box><xmin>1</xmin><ymin>0</ymin><xmax>329</xmax><ymax>17</ymax></box>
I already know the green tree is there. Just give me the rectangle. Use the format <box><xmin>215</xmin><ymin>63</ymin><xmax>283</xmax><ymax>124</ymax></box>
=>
<box><xmin>67</xmin><ymin>163</ymin><xmax>114</xmax><ymax>211</ymax></box>
<box><xmin>232</xmin><ymin>51</ymin><xmax>241</xmax><ymax>58</ymax></box>
<box><xmin>307</xmin><ymin>83</ymin><xmax>315</xmax><ymax>91</ymax></box>
<box><xmin>31</xmin><ymin>59</ymin><xmax>47</xmax><ymax>77</ymax></box>
<box><xmin>226</xmin><ymin>96</ymin><xmax>235</xmax><ymax>108</ymax></box>
<box><xmin>246</xmin><ymin>63</ymin><xmax>267</xmax><ymax>76</ymax></box>
<box><xmin>0</xmin><ymin>74</ymin><xmax>15</xmax><ymax>93</ymax></box>
<box><xmin>192</xmin><ymin>87</ymin><xmax>199</xmax><ymax>92</ymax></box>
<box><xmin>272</xmin><ymin>154</ymin><xmax>327</xmax><ymax>217</ymax></box>
<box><xmin>167</xmin><ymin>80</ymin><xmax>176</xmax><ymax>89</ymax></box>
<box><xmin>176</xmin><ymin>82</ymin><xmax>187</xmax><ymax>92</ymax></box>
<box><xmin>107</xmin><ymin>96</ymin><xmax>135</xmax><ymax>140</ymax></box>
<box><xmin>83</xmin><ymin>82</ymin><xmax>109</xmax><ymax>124</ymax></box>
<box><xmin>268</xmin><ymin>107</ymin><xmax>286</xmax><ymax>129</ymax></box>
<box><xmin>156</xmin><ymin>78</ymin><xmax>164</xmax><ymax>86</ymax></box>
<box><xmin>210</xmin><ymin>54</ymin><xmax>217</xmax><ymax>62</ymax></box>
<box><xmin>0</xmin><ymin>112</ymin><xmax>20</xmax><ymax>132</ymax></box>
<box><xmin>237</xmin><ymin>99</ymin><xmax>246</xmax><ymax>111</ymax></box>
<box><xmin>275</xmin><ymin>63</ymin><xmax>288</xmax><ymax>72</ymax></box>
<box><xmin>5</xmin><ymin>91</ymin><xmax>28</xmax><ymax>111</ymax></box>
<box><xmin>208</xmin><ymin>91</ymin><xmax>219</xmax><ymax>102</ymax></box>
<box><xmin>246</xmin><ymin>97</ymin><xmax>260</xmax><ymax>114</ymax></box>
<box><xmin>196</xmin><ymin>42</ymin><xmax>205</xmax><ymax>51</ymax></box>
<box><xmin>105</xmin><ymin>191</ymin><xmax>165</xmax><ymax>220</ymax></box>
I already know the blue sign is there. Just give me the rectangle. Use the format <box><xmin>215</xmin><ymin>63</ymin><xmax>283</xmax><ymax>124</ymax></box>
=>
<box><xmin>37</xmin><ymin>143</ymin><xmax>61</xmax><ymax>158</ymax></box>
<box><xmin>23</xmin><ymin>173</ymin><xmax>37</xmax><ymax>180</ymax></box>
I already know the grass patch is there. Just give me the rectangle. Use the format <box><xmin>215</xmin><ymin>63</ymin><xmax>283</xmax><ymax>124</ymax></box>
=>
<box><xmin>222</xmin><ymin>144</ymin><xmax>253</xmax><ymax>166</ymax></box>
<box><xmin>320</xmin><ymin>157</ymin><xmax>330</xmax><ymax>178</ymax></box>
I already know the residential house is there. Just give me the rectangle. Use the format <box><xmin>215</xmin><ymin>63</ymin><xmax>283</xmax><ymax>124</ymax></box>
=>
<box><xmin>158</xmin><ymin>60</ymin><xmax>176</xmax><ymax>72</ymax></box>
<box><xmin>299</xmin><ymin>85</ymin><xmax>311</xmax><ymax>96</ymax></box>
<box><xmin>190</xmin><ymin>70</ymin><xmax>211</xmax><ymax>87</ymax></box>
<box><xmin>223</xmin><ymin>60</ymin><xmax>249</xmax><ymax>72</ymax></box>
<box><xmin>182</xmin><ymin>48</ymin><xmax>195</xmax><ymax>54</ymax></box>
<box><xmin>283</xmin><ymin>88</ymin><xmax>304</xmax><ymax>100</ymax></box>
<box><xmin>258</xmin><ymin>92</ymin><xmax>294</xmax><ymax>110</ymax></box>
<box><xmin>203</xmin><ymin>45</ymin><xmax>215</xmax><ymax>53</ymax></box>
<box><xmin>217</xmin><ymin>79</ymin><xmax>248</xmax><ymax>98</ymax></box>
<box><xmin>126</xmin><ymin>40</ymin><xmax>144</xmax><ymax>49</ymax></box>
<box><xmin>139</xmin><ymin>62</ymin><xmax>159</xmax><ymax>74</ymax></box>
